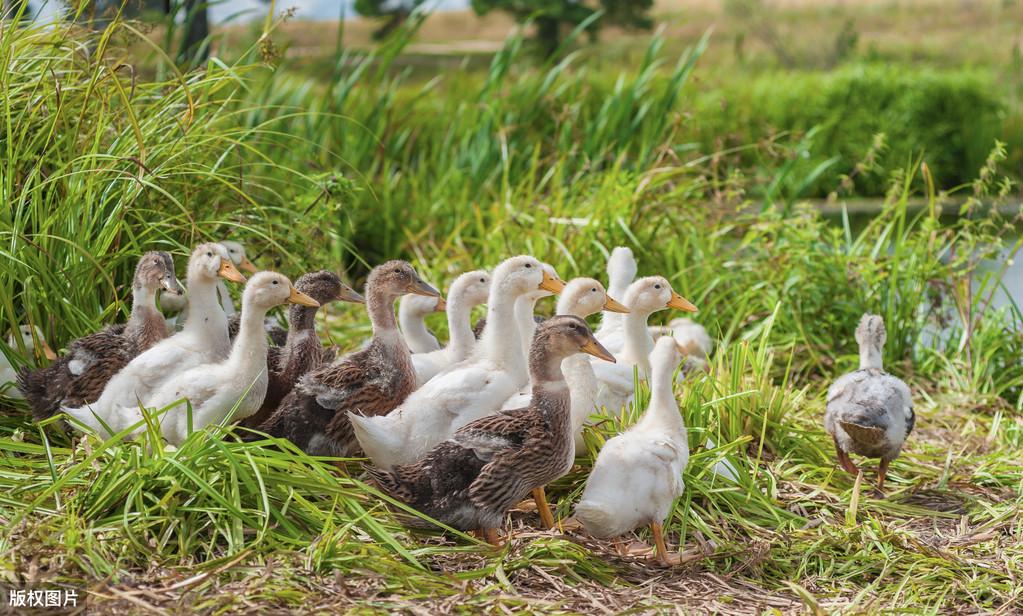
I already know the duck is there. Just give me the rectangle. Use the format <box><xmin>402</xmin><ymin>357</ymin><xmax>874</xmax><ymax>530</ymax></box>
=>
<box><xmin>399</xmin><ymin>293</ymin><xmax>446</xmax><ymax>353</ymax></box>
<box><xmin>825</xmin><ymin>313</ymin><xmax>914</xmax><ymax>492</ymax></box>
<box><xmin>162</xmin><ymin>239</ymin><xmax>258</xmax><ymax>329</ymax></box>
<box><xmin>240</xmin><ymin>270</ymin><xmax>365</xmax><ymax>429</ymax></box>
<box><xmin>1</xmin><ymin>326</ymin><xmax>56</xmax><ymax>399</ymax></box>
<box><xmin>367</xmin><ymin>316</ymin><xmax>615</xmax><ymax>541</ymax></box>
<box><xmin>593</xmin><ymin>247</ymin><xmax>638</xmax><ymax>353</ymax></box>
<box><xmin>69</xmin><ymin>272</ymin><xmax>318</xmax><ymax>443</ymax></box>
<box><xmin>511</xmin><ymin>263</ymin><xmax>562</xmax><ymax>360</ymax></box>
<box><xmin>501</xmin><ymin>278</ymin><xmax>629</xmax><ymax>452</ymax></box>
<box><xmin>349</xmin><ymin>255</ymin><xmax>564</xmax><ymax>470</ymax></box>
<box><xmin>255</xmin><ymin>261</ymin><xmax>439</xmax><ymax>458</ymax></box>
<box><xmin>591</xmin><ymin>277</ymin><xmax>697</xmax><ymax>413</ymax></box>
<box><xmin>62</xmin><ymin>244</ymin><xmax>246</xmax><ymax>423</ymax></box>
<box><xmin>410</xmin><ymin>270</ymin><xmax>491</xmax><ymax>386</ymax></box>
<box><xmin>16</xmin><ymin>252</ymin><xmax>183</xmax><ymax>420</ymax></box>
<box><xmin>575</xmin><ymin>336</ymin><xmax>690</xmax><ymax>566</ymax></box>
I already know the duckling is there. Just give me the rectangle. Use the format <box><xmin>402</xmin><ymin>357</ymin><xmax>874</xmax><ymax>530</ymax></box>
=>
<box><xmin>256</xmin><ymin>261</ymin><xmax>439</xmax><ymax>457</ymax></box>
<box><xmin>2</xmin><ymin>326</ymin><xmax>56</xmax><ymax>399</ymax></box>
<box><xmin>367</xmin><ymin>316</ymin><xmax>615</xmax><ymax>540</ymax></box>
<box><xmin>399</xmin><ymin>293</ymin><xmax>446</xmax><ymax>353</ymax></box>
<box><xmin>240</xmin><ymin>271</ymin><xmax>364</xmax><ymax>429</ymax></box>
<box><xmin>17</xmin><ymin>252</ymin><xmax>183</xmax><ymax>420</ymax></box>
<box><xmin>575</xmin><ymin>336</ymin><xmax>690</xmax><ymax>566</ymax></box>
<box><xmin>501</xmin><ymin>278</ymin><xmax>629</xmax><ymax>453</ymax></box>
<box><xmin>348</xmin><ymin>256</ymin><xmax>564</xmax><ymax>470</ymax></box>
<box><xmin>72</xmin><ymin>273</ymin><xmax>318</xmax><ymax>443</ymax></box>
<box><xmin>411</xmin><ymin>270</ymin><xmax>491</xmax><ymax>386</ymax></box>
<box><xmin>825</xmin><ymin>314</ymin><xmax>913</xmax><ymax>492</ymax></box>
<box><xmin>592</xmin><ymin>277</ymin><xmax>697</xmax><ymax>413</ymax></box>
<box><xmin>594</xmin><ymin>247</ymin><xmax>637</xmax><ymax>352</ymax></box>
<box><xmin>62</xmin><ymin>244</ymin><xmax>245</xmax><ymax>423</ymax></box>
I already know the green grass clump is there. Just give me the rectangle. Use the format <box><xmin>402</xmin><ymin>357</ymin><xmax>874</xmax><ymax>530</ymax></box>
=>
<box><xmin>0</xmin><ymin>13</ymin><xmax>1021</xmax><ymax>614</ymax></box>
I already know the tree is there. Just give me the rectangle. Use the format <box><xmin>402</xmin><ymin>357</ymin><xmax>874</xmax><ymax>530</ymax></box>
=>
<box><xmin>354</xmin><ymin>0</ymin><xmax>425</xmax><ymax>40</ymax></box>
<box><xmin>471</xmin><ymin>0</ymin><xmax>654</xmax><ymax>58</ymax></box>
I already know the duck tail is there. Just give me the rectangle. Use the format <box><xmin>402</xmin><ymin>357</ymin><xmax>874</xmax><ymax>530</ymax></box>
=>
<box><xmin>606</xmin><ymin>247</ymin><xmax>637</xmax><ymax>299</ymax></box>
<box><xmin>839</xmin><ymin>420</ymin><xmax>886</xmax><ymax>446</ymax></box>
<box><xmin>347</xmin><ymin>411</ymin><xmax>402</xmax><ymax>470</ymax></box>
<box><xmin>15</xmin><ymin>366</ymin><xmax>59</xmax><ymax>421</ymax></box>
<box><xmin>574</xmin><ymin>500</ymin><xmax>629</xmax><ymax>538</ymax></box>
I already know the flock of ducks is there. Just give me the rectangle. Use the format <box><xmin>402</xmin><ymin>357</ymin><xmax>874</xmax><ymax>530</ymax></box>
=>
<box><xmin>2</xmin><ymin>242</ymin><xmax>915</xmax><ymax>565</ymax></box>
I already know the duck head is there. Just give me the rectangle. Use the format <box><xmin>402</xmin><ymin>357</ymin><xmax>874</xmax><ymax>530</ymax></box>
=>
<box><xmin>556</xmin><ymin>278</ymin><xmax>629</xmax><ymax>319</ymax></box>
<box><xmin>855</xmin><ymin>313</ymin><xmax>886</xmax><ymax>370</ymax></box>
<box><xmin>368</xmin><ymin>260</ymin><xmax>439</xmax><ymax>301</ymax></box>
<box><xmin>624</xmin><ymin>276</ymin><xmax>697</xmax><ymax>316</ymax></box>
<box><xmin>532</xmin><ymin>315</ymin><xmax>616</xmax><ymax>364</ymax></box>
<box><xmin>135</xmin><ymin>251</ymin><xmax>183</xmax><ymax>297</ymax></box>
<box><xmin>294</xmin><ymin>270</ymin><xmax>365</xmax><ymax>306</ymax></box>
<box><xmin>243</xmin><ymin>271</ymin><xmax>319</xmax><ymax>311</ymax></box>
<box><xmin>220</xmin><ymin>240</ymin><xmax>259</xmax><ymax>274</ymax></box>
<box><xmin>448</xmin><ymin>270</ymin><xmax>491</xmax><ymax>308</ymax></box>
<box><xmin>9</xmin><ymin>324</ymin><xmax>56</xmax><ymax>361</ymax></box>
<box><xmin>189</xmin><ymin>242</ymin><xmax>246</xmax><ymax>285</ymax></box>
<box><xmin>493</xmin><ymin>256</ymin><xmax>565</xmax><ymax>298</ymax></box>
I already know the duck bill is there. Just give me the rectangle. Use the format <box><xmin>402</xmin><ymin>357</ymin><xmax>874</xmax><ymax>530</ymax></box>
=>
<box><xmin>538</xmin><ymin>271</ymin><xmax>566</xmax><ymax>294</ymax></box>
<box><xmin>580</xmin><ymin>338</ymin><xmax>615</xmax><ymax>363</ymax></box>
<box><xmin>407</xmin><ymin>279</ymin><xmax>440</xmax><ymax>298</ymax></box>
<box><xmin>39</xmin><ymin>339</ymin><xmax>57</xmax><ymax>361</ymax></box>
<box><xmin>602</xmin><ymin>295</ymin><xmax>630</xmax><ymax>314</ymax></box>
<box><xmin>433</xmin><ymin>296</ymin><xmax>447</xmax><ymax>312</ymax></box>
<box><xmin>667</xmin><ymin>291</ymin><xmax>697</xmax><ymax>312</ymax></box>
<box><xmin>339</xmin><ymin>287</ymin><xmax>365</xmax><ymax>304</ymax></box>
<box><xmin>238</xmin><ymin>257</ymin><xmax>259</xmax><ymax>274</ymax></box>
<box><xmin>218</xmin><ymin>260</ymin><xmax>247</xmax><ymax>283</ymax></box>
<box><xmin>161</xmin><ymin>277</ymin><xmax>185</xmax><ymax>296</ymax></box>
<box><xmin>288</xmin><ymin>287</ymin><xmax>320</xmax><ymax>307</ymax></box>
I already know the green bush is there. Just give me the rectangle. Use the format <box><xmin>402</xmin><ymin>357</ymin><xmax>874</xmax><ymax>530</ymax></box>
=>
<box><xmin>689</xmin><ymin>64</ymin><xmax>1007</xmax><ymax>197</ymax></box>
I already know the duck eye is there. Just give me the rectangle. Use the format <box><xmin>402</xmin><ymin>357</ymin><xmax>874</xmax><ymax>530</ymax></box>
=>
<box><xmin>206</xmin><ymin>251</ymin><xmax>213</xmax><ymax>258</ymax></box>
<box><xmin>591</xmin><ymin>288</ymin><xmax>597</xmax><ymax>293</ymax></box>
<box><xmin>394</xmin><ymin>268</ymin><xmax>402</xmax><ymax>274</ymax></box>
<box><xmin>272</xmin><ymin>279</ymin><xmax>279</xmax><ymax>285</ymax></box>
<box><xmin>525</xmin><ymin>263</ymin><xmax>532</xmax><ymax>268</ymax></box>
<box><xmin>479</xmin><ymin>278</ymin><xmax>485</xmax><ymax>283</ymax></box>
<box><xmin>654</xmin><ymin>284</ymin><xmax>661</xmax><ymax>289</ymax></box>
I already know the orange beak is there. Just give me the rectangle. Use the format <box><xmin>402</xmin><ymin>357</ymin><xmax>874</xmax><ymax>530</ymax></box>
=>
<box><xmin>538</xmin><ymin>270</ymin><xmax>566</xmax><ymax>294</ymax></box>
<box><xmin>667</xmin><ymin>291</ymin><xmax>697</xmax><ymax>312</ymax></box>
<box><xmin>238</xmin><ymin>257</ymin><xmax>259</xmax><ymax>274</ymax></box>
<box><xmin>218</xmin><ymin>259</ymin><xmax>247</xmax><ymax>283</ymax></box>
<box><xmin>288</xmin><ymin>286</ymin><xmax>320</xmax><ymax>307</ymax></box>
<box><xmin>602</xmin><ymin>295</ymin><xmax>630</xmax><ymax>314</ymax></box>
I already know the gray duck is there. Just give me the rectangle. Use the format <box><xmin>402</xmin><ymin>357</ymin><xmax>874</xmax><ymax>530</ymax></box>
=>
<box><xmin>367</xmin><ymin>315</ymin><xmax>615</xmax><ymax>542</ymax></box>
<box><xmin>240</xmin><ymin>270</ymin><xmax>364</xmax><ymax>429</ymax></box>
<box><xmin>825</xmin><ymin>313</ymin><xmax>914</xmax><ymax>492</ymax></box>
<box><xmin>255</xmin><ymin>260</ymin><xmax>439</xmax><ymax>458</ymax></box>
<box><xmin>17</xmin><ymin>251</ymin><xmax>183</xmax><ymax>421</ymax></box>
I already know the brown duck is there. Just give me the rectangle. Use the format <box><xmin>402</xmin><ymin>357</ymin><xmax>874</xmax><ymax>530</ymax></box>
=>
<box><xmin>255</xmin><ymin>261</ymin><xmax>439</xmax><ymax>457</ymax></box>
<box><xmin>240</xmin><ymin>270</ymin><xmax>365</xmax><ymax>429</ymax></box>
<box><xmin>17</xmin><ymin>251</ymin><xmax>183</xmax><ymax>420</ymax></box>
<box><xmin>367</xmin><ymin>316</ymin><xmax>615</xmax><ymax>542</ymax></box>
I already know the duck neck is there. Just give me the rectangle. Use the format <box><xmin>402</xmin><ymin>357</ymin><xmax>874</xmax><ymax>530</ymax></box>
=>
<box><xmin>124</xmin><ymin>284</ymin><xmax>162</xmax><ymax>344</ymax></box>
<box><xmin>479</xmin><ymin>281</ymin><xmax>527</xmax><ymax>377</ymax></box>
<box><xmin>515</xmin><ymin>294</ymin><xmax>541</xmax><ymax>359</ymax></box>
<box><xmin>287</xmin><ymin>302</ymin><xmax>318</xmax><ymax>336</ymax></box>
<box><xmin>528</xmin><ymin>347</ymin><xmax>572</xmax><ymax>426</ymax></box>
<box><xmin>216</xmin><ymin>280</ymin><xmax>236</xmax><ymax>316</ymax></box>
<box><xmin>367</xmin><ymin>285</ymin><xmax>406</xmax><ymax>352</ymax></box>
<box><xmin>398</xmin><ymin>299</ymin><xmax>435</xmax><ymax>351</ymax></box>
<box><xmin>859</xmin><ymin>344</ymin><xmax>884</xmax><ymax>371</ymax></box>
<box><xmin>446</xmin><ymin>292</ymin><xmax>476</xmax><ymax>359</ymax></box>
<box><xmin>621</xmin><ymin>309</ymin><xmax>656</xmax><ymax>373</ymax></box>
<box><xmin>227</xmin><ymin>302</ymin><xmax>271</xmax><ymax>376</ymax></box>
<box><xmin>182</xmin><ymin>275</ymin><xmax>228</xmax><ymax>340</ymax></box>
<box><xmin>643</xmin><ymin>356</ymin><xmax>684</xmax><ymax>432</ymax></box>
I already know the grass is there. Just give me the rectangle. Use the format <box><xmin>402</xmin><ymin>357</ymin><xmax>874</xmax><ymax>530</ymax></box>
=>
<box><xmin>1</xmin><ymin>8</ymin><xmax>1022</xmax><ymax>614</ymax></box>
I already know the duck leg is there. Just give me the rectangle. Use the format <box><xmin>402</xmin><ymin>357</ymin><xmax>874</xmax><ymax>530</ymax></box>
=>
<box><xmin>650</xmin><ymin>522</ymin><xmax>680</xmax><ymax>566</ymax></box>
<box><xmin>532</xmin><ymin>487</ymin><xmax>556</xmax><ymax>529</ymax></box>
<box><xmin>833</xmin><ymin>437</ymin><xmax>859</xmax><ymax>475</ymax></box>
<box><xmin>482</xmin><ymin>528</ymin><xmax>503</xmax><ymax>546</ymax></box>
<box><xmin>876</xmin><ymin>458</ymin><xmax>890</xmax><ymax>492</ymax></box>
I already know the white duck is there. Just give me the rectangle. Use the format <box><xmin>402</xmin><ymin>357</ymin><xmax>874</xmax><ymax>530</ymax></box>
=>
<box><xmin>348</xmin><ymin>255</ymin><xmax>564</xmax><ymax>470</ymax></box>
<box><xmin>63</xmin><ymin>244</ymin><xmax>245</xmax><ymax>423</ymax></box>
<box><xmin>69</xmin><ymin>273</ymin><xmax>317</xmax><ymax>443</ymax></box>
<box><xmin>594</xmin><ymin>247</ymin><xmax>638</xmax><ymax>353</ymax></box>
<box><xmin>650</xmin><ymin>318</ymin><xmax>713</xmax><ymax>374</ymax></box>
<box><xmin>1</xmin><ymin>326</ymin><xmax>55</xmax><ymax>399</ymax></box>
<box><xmin>592</xmin><ymin>277</ymin><xmax>697</xmax><ymax>413</ymax></box>
<box><xmin>399</xmin><ymin>293</ymin><xmax>446</xmax><ymax>353</ymax></box>
<box><xmin>576</xmin><ymin>336</ymin><xmax>690</xmax><ymax>566</ymax></box>
<box><xmin>411</xmin><ymin>270</ymin><xmax>491</xmax><ymax>386</ymax></box>
<box><xmin>501</xmin><ymin>278</ymin><xmax>629</xmax><ymax>451</ymax></box>
<box><xmin>825</xmin><ymin>313</ymin><xmax>914</xmax><ymax>492</ymax></box>
<box><xmin>162</xmin><ymin>239</ymin><xmax>257</xmax><ymax>327</ymax></box>
<box><xmin>510</xmin><ymin>263</ymin><xmax>562</xmax><ymax>360</ymax></box>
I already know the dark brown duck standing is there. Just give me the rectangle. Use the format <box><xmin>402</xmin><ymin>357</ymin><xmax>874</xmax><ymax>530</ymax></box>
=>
<box><xmin>17</xmin><ymin>251</ymin><xmax>183</xmax><ymax>420</ymax></box>
<box><xmin>240</xmin><ymin>270</ymin><xmax>365</xmax><ymax>429</ymax></box>
<box><xmin>255</xmin><ymin>261</ymin><xmax>439</xmax><ymax>458</ymax></box>
<box><xmin>367</xmin><ymin>316</ymin><xmax>615</xmax><ymax>543</ymax></box>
